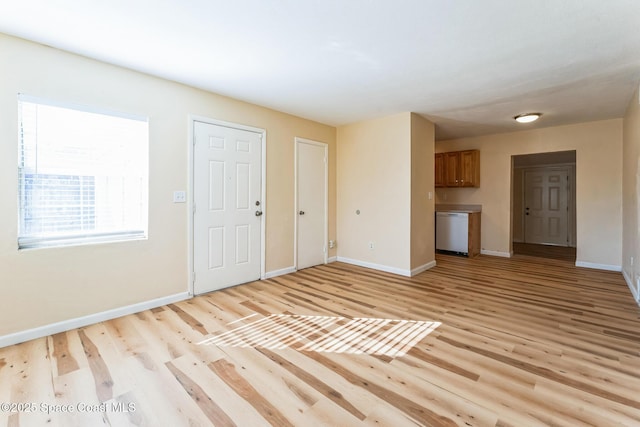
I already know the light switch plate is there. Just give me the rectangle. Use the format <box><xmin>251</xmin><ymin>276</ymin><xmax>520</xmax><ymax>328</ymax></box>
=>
<box><xmin>173</xmin><ymin>191</ymin><xmax>186</xmax><ymax>203</ymax></box>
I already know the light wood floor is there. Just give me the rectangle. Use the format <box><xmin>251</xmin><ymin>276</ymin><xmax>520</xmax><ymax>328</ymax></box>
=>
<box><xmin>1</xmin><ymin>254</ymin><xmax>639</xmax><ymax>426</ymax></box>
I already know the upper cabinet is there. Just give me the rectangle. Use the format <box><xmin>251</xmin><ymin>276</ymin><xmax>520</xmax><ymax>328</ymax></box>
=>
<box><xmin>435</xmin><ymin>149</ymin><xmax>480</xmax><ymax>188</ymax></box>
<box><xmin>434</xmin><ymin>153</ymin><xmax>445</xmax><ymax>187</ymax></box>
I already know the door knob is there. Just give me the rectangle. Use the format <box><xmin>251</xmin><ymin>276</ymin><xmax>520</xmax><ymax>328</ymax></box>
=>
<box><xmin>255</xmin><ymin>211</ymin><xmax>263</xmax><ymax>216</ymax></box>
<box><xmin>299</xmin><ymin>211</ymin><xmax>305</xmax><ymax>215</ymax></box>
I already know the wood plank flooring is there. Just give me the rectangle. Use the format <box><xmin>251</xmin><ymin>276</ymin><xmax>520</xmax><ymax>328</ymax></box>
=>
<box><xmin>513</xmin><ymin>242</ymin><xmax>577</xmax><ymax>262</ymax></box>
<box><xmin>1</xmin><ymin>254</ymin><xmax>639</xmax><ymax>426</ymax></box>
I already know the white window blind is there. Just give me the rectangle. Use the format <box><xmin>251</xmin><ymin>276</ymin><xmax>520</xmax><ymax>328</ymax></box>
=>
<box><xmin>17</xmin><ymin>95</ymin><xmax>149</xmax><ymax>249</ymax></box>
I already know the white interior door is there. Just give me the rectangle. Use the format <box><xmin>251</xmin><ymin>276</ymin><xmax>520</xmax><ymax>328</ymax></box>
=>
<box><xmin>193</xmin><ymin>121</ymin><xmax>262</xmax><ymax>294</ymax></box>
<box><xmin>524</xmin><ymin>167</ymin><xmax>569</xmax><ymax>246</ymax></box>
<box><xmin>296</xmin><ymin>138</ymin><xmax>327</xmax><ymax>270</ymax></box>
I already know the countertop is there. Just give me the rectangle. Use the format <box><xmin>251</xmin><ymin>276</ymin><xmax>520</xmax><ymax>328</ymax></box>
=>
<box><xmin>435</xmin><ymin>204</ymin><xmax>482</xmax><ymax>213</ymax></box>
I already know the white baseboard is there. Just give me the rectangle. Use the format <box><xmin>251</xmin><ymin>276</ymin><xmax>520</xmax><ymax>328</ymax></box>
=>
<box><xmin>327</xmin><ymin>256</ymin><xmax>337</xmax><ymax>263</ymax></box>
<box><xmin>622</xmin><ymin>269</ymin><xmax>640</xmax><ymax>305</ymax></box>
<box><xmin>264</xmin><ymin>266</ymin><xmax>296</xmax><ymax>279</ymax></box>
<box><xmin>480</xmin><ymin>250</ymin><xmax>512</xmax><ymax>258</ymax></box>
<box><xmin>410</xmin><ymin>260</ymin><xmax>437</xmax><ymax>276</ymax></box>
<box><xmin>575</xmin><ymin>261</ymin><xmax>622</xmax><ymax>272</ymax></box>
<box><xmin>336</xmin><ymin>256</ymin><xmax>412</xmax><ymax>277</ymax></box>
<box><xmin>0</xmin><ymin>291</ymin><xmax>190</xmax><ymax>349</ymax></box>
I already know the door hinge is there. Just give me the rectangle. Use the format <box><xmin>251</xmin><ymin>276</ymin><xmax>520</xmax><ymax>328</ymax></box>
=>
<box><xmin>193</xmin><ymin>136</ymin><xmax>197</xmax><ymax>146</ymax></box>
<box><xmin>193</xmin><ymin>204</ymin><xmax>197</xmax><ymax>214</ymax></box>
<box><xmin>192</xmin><ymin>272</ymin><xmax>196</xmax><ymax>284</ymax></box>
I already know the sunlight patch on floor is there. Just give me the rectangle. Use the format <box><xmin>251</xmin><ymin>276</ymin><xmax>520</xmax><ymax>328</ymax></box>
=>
<box><xmin>199</xmin><ymin>314</ymin><xmax>441</xmax><ymax>357</ymax></box>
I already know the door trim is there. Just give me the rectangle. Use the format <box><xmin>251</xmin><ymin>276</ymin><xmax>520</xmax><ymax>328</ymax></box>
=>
<box><xmin>188</xmin><ymin>115</ymin><xmax>266</xmax><ymax>296</ymax></box>
<box><xmin>294</xmin><ymin>137</ymin><xmax>328</xmax><ymax>270</ymax></box>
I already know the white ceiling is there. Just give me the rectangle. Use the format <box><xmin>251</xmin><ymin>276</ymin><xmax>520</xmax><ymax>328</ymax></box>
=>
<box><xmin>1</xmin><ymin>0</ymin><xmax>639</xmax><ymax>140</ymax></box>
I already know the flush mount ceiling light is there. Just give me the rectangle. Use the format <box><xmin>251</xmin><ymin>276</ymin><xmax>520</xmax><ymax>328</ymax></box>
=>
<box><xmin>514</xmin><ymin>113</ymin><xmax>542</xmax><ymax>123</ymax></box>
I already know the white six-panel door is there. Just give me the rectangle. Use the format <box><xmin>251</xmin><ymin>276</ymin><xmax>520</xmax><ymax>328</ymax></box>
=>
<box><xmin>296</xmin><ymin>138</ymin><xmax>327</xmax><ymax>270</ymax></box>
<box><xmin>193</xmin><ymin>121</ymin><xmax>263</xmax><ymax>294</ymax></box>
<box><xmin>524</xmin><ymin>167</ymin><xmax>569</xmax><ymax>246</ymax></box>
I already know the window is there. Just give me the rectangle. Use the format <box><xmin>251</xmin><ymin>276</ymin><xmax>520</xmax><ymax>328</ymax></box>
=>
<box><xmin>18</xmin><ymin>95</ymin><xmax>148</xmax><ymax>249</ymax></box>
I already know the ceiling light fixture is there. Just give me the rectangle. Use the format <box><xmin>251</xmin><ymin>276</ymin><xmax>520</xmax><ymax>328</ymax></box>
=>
<box><xmin>514</xmin><ymin>113</ymin><xmax>542</xmax><ymax>123</ymax></box>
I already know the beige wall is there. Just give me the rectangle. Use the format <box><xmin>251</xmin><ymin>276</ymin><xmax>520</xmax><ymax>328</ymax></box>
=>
<box><xmin>623</xmin><ymin>87</ymin><xmax>640</xmax><ymax>299</ymax></box>
<box><xmin>410</xmin><ymin>113</ymin><xmax>436</xmax><ymax>270</ymax></box>
<box><xmin>337</xmin><ymin>113</ymin><xmax>412</xmax><ymax>272</ymax></box>
<box><xmin>336</xmin><ymin>112</ymin><xmax>436</xmax><ymax>274</ymax></box>
<box><xmin>0</xmin><ymin>34</ymin><xmax>336</xmax><ymax>336</ymax></box>
<box><xmin>436</xmin><ymin>119</ymin><xmax>623</xmax><ymax>268</ymax></box>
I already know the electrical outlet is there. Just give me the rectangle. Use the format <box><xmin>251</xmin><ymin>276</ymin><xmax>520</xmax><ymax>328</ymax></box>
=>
<box><xmin>329</xmin><ymin>240</ymin><xmax>335</xmax><ymax>249</ymax></box>
<box><xmin>368</xmin><ymin>242</ymin><xmax>375</xmax><ymax>250</ymax></box>
<box><xmin>173</xmin><ymin>191</ymin><xmax>186</xmax><ymax>203</ymax></box>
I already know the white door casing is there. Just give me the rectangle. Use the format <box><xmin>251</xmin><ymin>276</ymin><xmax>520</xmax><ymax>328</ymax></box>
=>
<box><xmin>192</xmin><ymin>119</ymin><xmax>264</xmax><ymax>294</ymax></box>
<box><xmin>295</xmin><ymin>138</ymin><xmax>327</xmax><ymax>270</ymax></box>
<box><xmin>524</xmin><ymin>167</ymin><xmax>569</xmax><ymax>246</ymax></box>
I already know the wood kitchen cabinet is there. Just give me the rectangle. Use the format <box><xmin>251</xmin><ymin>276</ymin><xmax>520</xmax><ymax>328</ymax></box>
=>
<box><xmin>434</xmin><ymin>153</ymin><xmax>445</xmax><ymax>187</ymax></box>
<box><xmin>444</xmin><ymin>152</ymin><xmax>461</xmax><ymax>186</ymax></box>
<box><xmin>435</xmin><ymin>149</ymin><xmax>480</xmax><ymax>187</ymax></box>
<box><xmin>467</xmin><ymin>211</ymin><xmax>481</xmax><ymax>257</ymax></box>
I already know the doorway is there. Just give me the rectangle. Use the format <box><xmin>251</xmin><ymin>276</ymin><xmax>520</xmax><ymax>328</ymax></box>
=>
<box><xmin>295</xmin><ymin>137</ymin><xmax>328</xmax><ymax>270</ymax></box>
<box><xmin>191</xmin><ymin>118</ymin><xmax>265</xmax><ymax>295</ymax></box>
<box><xmin>512</xmin><ymin>151</ymin><xmax>576</xmax><ymax>261</ymax></box>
